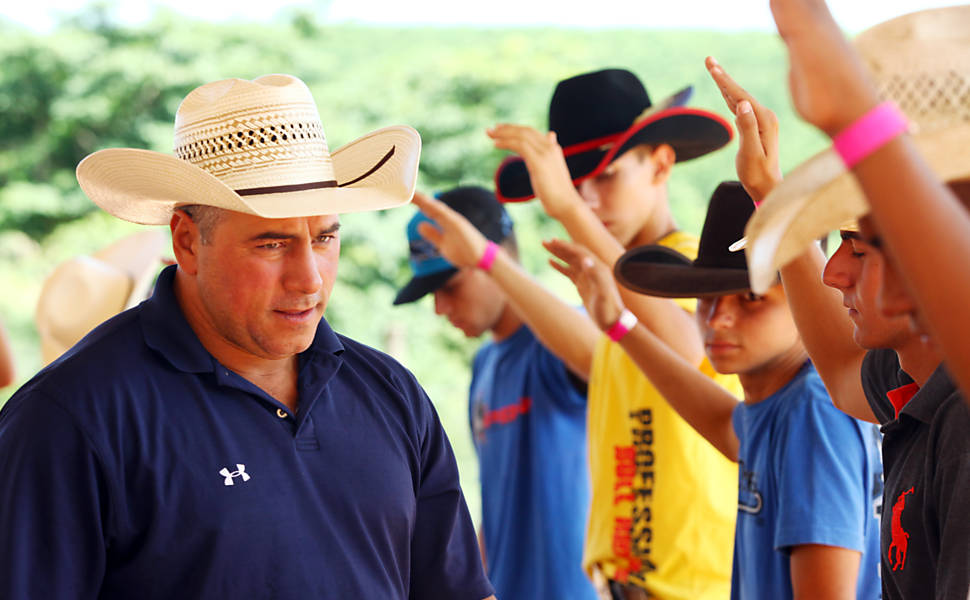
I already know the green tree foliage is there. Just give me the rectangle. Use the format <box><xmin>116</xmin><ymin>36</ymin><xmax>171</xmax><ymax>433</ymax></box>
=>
<box><xmin>0</xmin><ymin>8</ymin><xmax>830</xmax><ymax>518</ymax></box>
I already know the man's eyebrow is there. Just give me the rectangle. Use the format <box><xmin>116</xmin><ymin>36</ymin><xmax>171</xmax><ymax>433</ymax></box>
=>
<box><xmin>839</xmin><ymin>231</ymin><xmax>862</xmax><ymax>241</ymax></box>
<box><xmin>247</xmin><ymin>222</ymin><xmax>341</xmax><ymax>242</ymax></box>
<box><xmin>315</xmin><ymin>222</ymin><xmax>341</xmax><ymax>236</ymax></box>
<box><xmin>839</xmin><ymin>230</ymin><xmax>883</xmax><ymax>248</ymax></box>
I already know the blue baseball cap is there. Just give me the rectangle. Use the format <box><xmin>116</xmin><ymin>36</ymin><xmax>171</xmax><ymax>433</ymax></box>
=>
<box><xmin>394</xmin><ymin>186</ymin><xmax>513</xmax><ymax>305</ymax></box>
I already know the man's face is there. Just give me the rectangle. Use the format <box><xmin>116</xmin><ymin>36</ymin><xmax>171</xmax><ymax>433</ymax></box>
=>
<box><xmin>192</xmin><ymin>211</ymin><xmax>340</xmax><ymax>360</ymax></box>
<box><xmin>822</xmin><ymin>224</ymin><xmax>913</xmax><ymax>348</ymax></box>
<box><xmin>432</xmin><ymin>268</ymin><xmax>506</xmax><ymax>338</ymax></box>
<box><xmin>575</xmin><ymin>145</ymin><xmax>666</xmax><ymax>248</ymax></box>
<box><xmin>696</xmin><ymin>284</ymin><xmax>802</xmax><ymax>375</ymax></box>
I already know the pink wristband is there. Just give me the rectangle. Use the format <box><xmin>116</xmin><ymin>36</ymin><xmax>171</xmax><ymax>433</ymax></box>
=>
<box><xmin>606</xmin><ymin>309</ymin><xmax>637</xmax><ymax>342</ymax></box>
<box><xmin>832</xmin><ymin>102</ymin><xmax>909</xmax><ymax>169</ymax></box>
<box><xmin>477</xmin><ymin>241</ymin><xmax>499</xmax><ymax>271</ymax></box>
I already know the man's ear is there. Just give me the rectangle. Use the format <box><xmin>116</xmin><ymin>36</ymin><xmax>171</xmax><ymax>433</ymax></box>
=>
<box><xmin>651</xmin><ymin>143</ymin><xmax>676</xmax><ymax>185</ymax></box>
<box><xmin>170</xmin><ymin>209</ymin><xmax>200</xmax><ymax>276</ymax></box>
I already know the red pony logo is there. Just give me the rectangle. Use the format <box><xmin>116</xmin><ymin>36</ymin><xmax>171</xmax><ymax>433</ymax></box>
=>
<box><xmin>887</xmin><ymin>487</ymin><xmax>915</xmax><ymax>571</ymax></box>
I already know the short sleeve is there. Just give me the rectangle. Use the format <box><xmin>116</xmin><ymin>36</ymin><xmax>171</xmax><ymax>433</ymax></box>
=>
<box><xmin>406</xmin><ymin>378</ymin><xmax>494</xmax><ymax>600</ymax></box>
<box><xmin>0</xmin><ymin>391</ymin><xmax>110</xmax><ymax>599</ymax></box>
<box><xmin>532</xmin><ymin>339</ymin><xmax>587</xmax><ymax>409</ymax></box>
<box><xmin>772</xmin><ymin>389</ymin><xmax>870</xmax><ymax>553</ymax></box>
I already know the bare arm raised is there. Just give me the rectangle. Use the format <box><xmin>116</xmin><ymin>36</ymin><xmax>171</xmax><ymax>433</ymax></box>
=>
<box><xmin>488</xmin><ymin>125</ymin><xmax>704</xmax><ymax>365</ymax></box>
<box><xmin>770</xmin><ymin>0</ymin><xmax>970</xmax><ymax>401</ymax></box>
<box><xmin>0</xmin><ymin>317</ymin><xmax>14</xmax><ymax>389</ymax></box>
<box><xmin>544</xmin><ymin>237</ymin><xmax>740</xmax><ymax>461</ymax></box>
<box><xmin>706</xmin><ymin>57</ymin><xmax>875</xmax><ymax>422</ymax></box>
<box><xmin>412</xmin><ymin>192</ymin><xmax>599</xmax><ymax>380</ymax></box>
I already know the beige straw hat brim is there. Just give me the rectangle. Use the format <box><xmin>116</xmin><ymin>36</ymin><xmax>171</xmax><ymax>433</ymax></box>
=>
<box><xmin>77</xmin><ymin>125</ymin><xmax>420</xmax><ymax>225</ymax></box>
<box><xmin>36</xmin><ymin>230</ymin><xmax>167</xmax><ymax>363</ymax></box>
<box><xmin>741</xmin><ymin>5</ymin><xmax>970</xmax><ymax>293</ymax></box>
<box><xmin>744</xmin><ymin>125</ymin><xmax>970</xmax><ymax>293</ymax></box>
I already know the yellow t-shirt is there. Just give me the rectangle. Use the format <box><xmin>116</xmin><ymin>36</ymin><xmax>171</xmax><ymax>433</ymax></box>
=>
<box><xmin>583</xmin><ymin>231</ymin><xmax>741</xmax><ymax>599</ymax></box>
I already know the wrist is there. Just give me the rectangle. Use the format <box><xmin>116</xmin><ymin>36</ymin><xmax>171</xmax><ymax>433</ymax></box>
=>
<box><xmin>832</xmin><ymin>102</ymin><xmax>909</xmax><ymax>168</ymax></box>
<box><xmin>477</xmin><ymin>241</ymin><xmax>500</xmax><ymax>271</ymax></box>
<box><xmin>605</xmin><ymin>308</ymin><xmax>638</xmax><ymax>342</ymax></box>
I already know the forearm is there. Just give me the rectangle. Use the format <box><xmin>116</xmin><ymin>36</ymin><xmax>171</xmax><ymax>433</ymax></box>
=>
<box><xmin>619</xmin><ymin>288</ymin><xmax>704</xmax><ymax>364</ymax></box>
<box><xmin>489</xmin><ymin>252</ymin><xmax>598</xmax><ymax>380</ymax></box>
<box><xmin>853</xmin><ymin>136</ymin><xmax>970</xmax><ymax>398</ymax></box>
<box><xmin>618</xmin><ymin>322</ymin><xmax>739</xmax><ymax>461</ymax></box>
<box><xmin>780</xmin><ymin>249</ymin><xmax>875</xmax><ymax>422</ymax></box>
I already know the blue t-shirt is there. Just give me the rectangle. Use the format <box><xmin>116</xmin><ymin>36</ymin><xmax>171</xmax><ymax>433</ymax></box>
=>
<box><xmin>0</xmin><ymin>265</ymin><xmax>493</xmax><ymax>600</ymax></box>
<box><xmin>731</xmin><ymin>362</ymin><xmax>882</xmax><ymax>600</ymax></box>
<box><xmin>470</xmin><ymin>325</ymin><xmax>596</xmax><ymax>600</ymax></box>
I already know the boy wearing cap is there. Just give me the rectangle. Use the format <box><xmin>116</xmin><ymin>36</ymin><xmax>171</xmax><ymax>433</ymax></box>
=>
<box><xmin>396</xmin><ymin>186</ymin><xmax>598</xmax><ymax>600</ymax></box>
<box><xmin>0</xmin><ymin>75</ymin><xmax>494</xmax><ymax>600</ymax></box>
<box><xmin>544</xmin><ymin>181</ymin><xmax>882</xmax><ymax>600</ymax></box>
<box><xmin>709</xmin><ymin>24</ymin><xmax>970</xmax><ymax>598</ymax></box>
<box><xmin>488</xmin><ymin>69</ymin><xmax>739</xmax><ymax>597</ymax></box>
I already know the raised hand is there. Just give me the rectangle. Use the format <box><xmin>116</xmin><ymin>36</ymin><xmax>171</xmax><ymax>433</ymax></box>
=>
<box><xmin>487</xmin><ymin>124</ymin><xmax>583</xmax><ymax>219</ymax></box>
<box><xmin>543</xmin><ymin>238</ymin><xmax>625</xmax><ymax>332</ymax></box>
<box><xmin>769</xmin><ymin>0</ymin><xmax>880</xmax><ymax>137</ymax></box>
<box><xmin>705</xmin><ymin>56</ymin><xmax>782</xmax><ymax>204</ymax></box>
<box><xmin>412</xmin><ymin>191</ymin><xmax>489</xmax><ymax>268</ymax></box>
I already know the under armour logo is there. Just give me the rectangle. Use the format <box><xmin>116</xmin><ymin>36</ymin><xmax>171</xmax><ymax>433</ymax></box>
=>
<box><xmin>219</xmin><ymin>464</ymin><xmax>251</xmax><ymax>486</ymax></box>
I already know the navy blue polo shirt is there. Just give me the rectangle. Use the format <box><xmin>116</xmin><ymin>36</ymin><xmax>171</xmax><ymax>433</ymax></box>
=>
<box><xmin>0</xmin><ymin>265</ymin><xmax>493</xmax><ymax>600</ymax></box>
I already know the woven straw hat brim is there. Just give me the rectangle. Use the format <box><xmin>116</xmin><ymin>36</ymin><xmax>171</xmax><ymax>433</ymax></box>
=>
<box><xmin>744</xmin><ymin>124</ymin><xmax>970</xmax><ymax>294</ymax></box>
<box><xmin>77</xmin><ymin>125</ymin><xmax>421</xmax><ymax>225</ymax></box>
<box><xmin>35</xmin><ymin>230</ymin><xmax>167</xmax><ymax>364</ymax></box>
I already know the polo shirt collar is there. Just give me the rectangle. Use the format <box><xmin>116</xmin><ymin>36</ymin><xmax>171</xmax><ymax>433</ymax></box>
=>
<box><xmin>141</xmin><ymin>265</ymin><xmax>344</xmax><ymax>374</ymax></box>
<box><xmin>896</xmin><ymin>361</ymin><xmax>955</xmax><ymax>425</ymax></box>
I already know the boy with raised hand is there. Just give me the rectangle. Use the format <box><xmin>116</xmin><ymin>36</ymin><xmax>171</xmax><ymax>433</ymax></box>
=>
<box><xmin>707</xmin><ymin>27</ymin><xmax>970</xmax><ymax>598</ymax></box>
<box><xmin>397</xmin><ymin>186</ymin><xmax>599</xmax><ymax>600</ymax></box>
<box><xmin>760</xmin><ymin>0</ymin><xmax>970</xmax><ymax>401</ymax></box>
<box><xmin>544</xmin><ymin>180</ymin><xmax>882</xmax><ymax>600</ymax></box>
<box><xmin>488</xmin><ymin>69</ymin><xmax>739</xmax><ymax>598</ymax></box>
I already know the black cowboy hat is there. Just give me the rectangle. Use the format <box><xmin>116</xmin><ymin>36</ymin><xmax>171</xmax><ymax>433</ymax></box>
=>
<box><xmin>615</xmin><ymin>181</ymin><xmax>756</xmax><ymax>298</ymax></box>
<box><xmin>495</xmin><ymin>69</ymin><xmax>733</xmax><ymax>203</ymax></box>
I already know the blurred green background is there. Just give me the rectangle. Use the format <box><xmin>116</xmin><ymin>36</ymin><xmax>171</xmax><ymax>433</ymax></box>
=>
<box><xmin>0</xmin><ymin>6</ymin><xmax>831</xmax><ymax>520</ymax></box>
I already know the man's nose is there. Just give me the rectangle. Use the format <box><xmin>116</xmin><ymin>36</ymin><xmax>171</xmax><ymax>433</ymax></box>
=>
<box><xmin>284</xmin><ymin>240</ymin><xmax>324</xmax><ymax>295</ymax></box>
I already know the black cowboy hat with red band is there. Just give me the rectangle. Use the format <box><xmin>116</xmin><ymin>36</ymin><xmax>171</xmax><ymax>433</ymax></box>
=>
<box><xmin>495</xmin><ymin>69</ymin><xmax>733</xmax><ymax>203</ymax></box>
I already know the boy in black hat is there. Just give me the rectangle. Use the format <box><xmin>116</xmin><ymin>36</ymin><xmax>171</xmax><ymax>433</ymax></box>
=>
<box><xmin>544</xmin><ymin>181</ymin><xmax>882</xmax><ymax>600</ymax></box>
<box><xmin>488</xmin><ymin>69</ymin><xmax>739</xmax><ymax>597</ymax></box>
<box><xmin>396</xmin><ymin>186</ymin><xmax>599</xmax><ymax>600</ymax></box>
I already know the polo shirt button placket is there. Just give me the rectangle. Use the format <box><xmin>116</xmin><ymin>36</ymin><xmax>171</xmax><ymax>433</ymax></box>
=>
<box><xmin>276</xmin><ymin>408</ymin><xmax>288</xmax><ymax>419</ymax></box>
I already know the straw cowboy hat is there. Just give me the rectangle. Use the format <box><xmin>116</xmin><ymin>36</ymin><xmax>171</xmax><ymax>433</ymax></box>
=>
<box><xmin>615</xmin><ymin>181</ymin><xmax>756</xmax><ymax>298</ymax></box>
<box><xmin>35</xmin><ymin>230</ymin><xmax>168</xmax><ymax>364</ymax></box>
<box><xmin>742</xmin><ymin>5</ymin><xmax>970</xmax><ymax>293</ymax></box>
<box><xmin>495</xmin><ymin>69</ymin><xmax>733</xmax><ymax>203</ymax></box>
<box><xmin>76</xmin><ymin>74</ymin><xmax>421</xmax><ymax>224</ymax></box>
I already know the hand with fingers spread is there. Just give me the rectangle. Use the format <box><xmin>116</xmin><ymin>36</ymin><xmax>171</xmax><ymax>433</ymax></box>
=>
<box><xmin>705</xmin><ymin>56</ymin><xmax>782</xmax><ymax>204</ymax></box>
<box><xmin>543</xmin><ymin>238</ymin><xmax>625</xmax><ymax>332</ymax></box>
<box><xmin>769</xmin><ymin>0</ymin><xmax>880</xmax><ymax>137</ymax></box>
<box><xmin>487</xmin><ymin>124</ymin><xmax>582</xmax><ymax>219</ymax></box>
<box><xmin>412</xmin><ymin>191</ymin><xmax>489</xmax><ymax>269</ymax></box>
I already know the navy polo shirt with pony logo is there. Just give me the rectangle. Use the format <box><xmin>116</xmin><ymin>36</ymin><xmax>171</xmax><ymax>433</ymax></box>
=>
<box><xmin>0</xmin><ymin>265</ymin><xmax>493</xmax><ymax>600</ymax></box>
<box><xmin>861</xmin><ymin>348</ymin><xmax>970</xmax><ymax>600</ymax></box>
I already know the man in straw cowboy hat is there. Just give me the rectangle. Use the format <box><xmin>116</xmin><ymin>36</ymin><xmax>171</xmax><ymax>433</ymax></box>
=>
<box><xmin>396</xmin><ymin>186</ymin><xmax>599</xmax><ymax>600</ymax></box>
<box><xmin>709</xmin><ymin>4</ymin><xmax>970</xmax><ymax>598</ymax></box>
<box><xmin>488</xmin><ymin>69</ymin><xmax>740</xmax><ymax>599</ymax></box>
<box><xmin>543</xmin><ymin>181</ymin><xmax>882</xmax><ymax>600</ymax></box>
<box><xmin>0</xmin><ymin>74</ymin><xmax>495</xmax><ymax>600</ymax></box>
